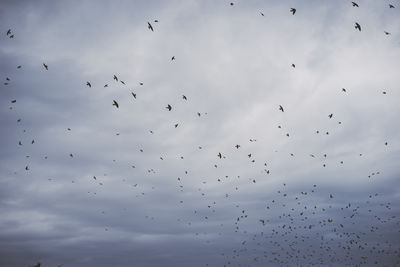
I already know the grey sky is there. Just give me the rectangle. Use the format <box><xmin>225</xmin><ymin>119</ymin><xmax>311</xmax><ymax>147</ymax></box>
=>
<box><xmin>1</xmin><ymin>0</ymin><xmax>399</xmax><ymax>266</ymax></box>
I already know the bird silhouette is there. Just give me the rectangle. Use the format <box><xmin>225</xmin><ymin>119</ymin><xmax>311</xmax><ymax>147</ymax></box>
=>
<box><xmin>113</xmin><ymin>75</ymin><xmax>118</xmax><ymax>81</ymax></box>
<box><xmin>290</xmin><ymin>8</ymin><xmax>296</xmax><ymax>15</ymax></box>
<box><xmin>279</xmin><ymin>105</ymin><xmax>284</xmax><ymax>112</ymax></box>
<box><xmin>86</xmin><ymin>81</ymin><xmax>91</xmax><ymax>87</ymax></box>
<box><xmin>131</xmin><ymin>92</ymin><xmax>136</xmax><ymax>99</ymax></box>
<box><xmin>166</xmin><ymin>104</ymin><xmax>172</xmax><ymax>111</ymax></box>
<box><xmin>355</xmin><ymin>22</ymin><xmax>361</xmax><ymax>31</ymax></box>
<box><xmin>182</xmin><ymin>95</ymin><xmax>187</xmax><ymax>100</ymax></box>
<box><xmin>352</xmin><ymin>2</ymin><xmax>359</xmax><ymax>7</ymax></box>
<box><xmin>113</xmin><ymin>100</ymin><xmax>119</xmax><ymax>108</ymax></box>
<box><xmin>389</xmin><ymin>4</ymin><xmax>395</xmax><ymax>8</ymax></box>
<box><xmin>6</xmin><ymin>29</ymin><xmax>11</xmax><ymax>35</ymax></box>
<box><xmin>43</xmin><ymin>63</ymin><xmax>48</xmax><ymax>70</ymax></box>
<box><xmin>148</xmin><ymin>22</ymin><xmax>154</xmax><ymax>31</ymax></box>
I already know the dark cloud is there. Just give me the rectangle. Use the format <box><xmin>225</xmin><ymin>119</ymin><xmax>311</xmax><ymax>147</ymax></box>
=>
<box><xmin>1</xmin><ymin>0</ymin><xmax>399</xmax><ymax>266</ymax></box>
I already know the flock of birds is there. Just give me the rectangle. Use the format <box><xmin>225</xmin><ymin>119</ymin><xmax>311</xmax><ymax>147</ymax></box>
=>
<box><xmin>2</xmin><ymin>1</ymin><xmax>399</xmax><ymax>267</ymax></box>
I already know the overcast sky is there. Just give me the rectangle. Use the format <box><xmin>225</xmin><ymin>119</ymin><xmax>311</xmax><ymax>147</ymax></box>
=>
<box><xmin>1</xmin><ymin>0</ymin><xmax>400</xmax><ymax>266</ymax></box>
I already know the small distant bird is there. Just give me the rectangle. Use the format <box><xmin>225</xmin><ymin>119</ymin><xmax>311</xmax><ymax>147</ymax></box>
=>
<box><xmin>174</xmin><ymin>123</ymin><xmax>178</xmax><ymax>128</ymax></box>
<box><xmin>43</xmin><ymin>63</ymin><xmax>48</xmax><ymax>70</ymax></box>
<box><xmin>389</xmin><ymin>4</ymin><xmax>395</xmax><ymax>8</ymax></box>
<box><xmin>131</xmin><ymin>92</ymin><xmax>136</xmax><ymax>99</ymax></box>
<box><xmin>166</xmin><ymin>104</ymin><xmax>172</xmax><ymax>111</ymax></box>
<box><xmin>328</xmin><ymin>114</ymin><xmax>333</xmax><ymax>118</ymax></box>
<box><xmin>25</xmin><ymin>166</ymin><xmax>29</xmax><ymax>170</ymax></box>
<box><xmin>384</xmin><ymin>31</ymin><xmax>391</xmax><ymax>35</ymax></box>
<box><xmin>260</xmin><ymin>12</ymin><xmax>264</xmax><ymax>16</ymax></box>
<box><xmin>383</xmin><ymin>91</ymin><xmax>387</xmax><ymax>94</ymax></box>
<box><xmin>69</xmin><ymin>153</ymin><xmax>73</xmax><ymax>158</ymax></box>
<box><xmin>154</xmin><ymin>20</ymin><xmax>159</xmax><ymax>22</ymax></box>
<box><xmin>31</xmin><ymin>139</ymin><xmax>34</xmax><ymax>144</ymax></box>
<box><xmin>171</xmin><ymin>56</ymin><xmax>175</xmax><ymax>60</ymax></box>
<box><xmin>148</xmin><ymin>22</ymin><xmax>154</xmax><ymax>31</ymax></box>
<box><xmin>230</xmin><ymin>2</ymin><xmax>234</xmax><ymax>6</ymax></box>
<box><xmin>18</xmin><ymin>141</ymin><xmax>22</xmax><ymax>145</ymax></box>
<box><xmin>197</xmin><ymin>112</ymin><xmax>201</xmax><ymax>117</ymax></box>
<box><xmin>352</xmin><ymin>2</ymin><xmax>359</xmax><ymax>7</ymax></box>
<box><xmin>6</xmin><ymin>29</ymin><xmax>11</xmax><ymax>35</ymax></box>
<box><xmin>235</xmin><ymin>144</ymin><xmax>240</xmax><ymax>149</ymax></box>
<box><xmin>218</xmin><ymin>152</ymin><xmax>222</xmax><ymax>159</ymax></box>
<box><xmin>182</xmin><ymin>95</ymin><xmax>187</xmax><ymax>100</ymax></box>
<box><xmin>139</xmin><ymin>82</ymin><xmax>144</xmax><ymax>85</ymax></box>
<box><xmin>279</xmin><ymin>105</ymin><xmax>284</xmax><ymax>112</ymax></box>
<box><xmin>113</xmin><ymin>100</ymin><xmax>119</xmax><ymax>108</ymax></box>
<box><xmin>9</xmin><ymin>35</ymin><xmax>14</xmax><ymax>38</ymax></box>
<box><xmin>385</xmin><ymin>142</ymin><xmax>388</xmax><ymax>146</ymax></box>
<box><xmin>11</xmin><ymin>100</ymin><xmax>16</xmax><ymax>103</ymax></box>
<box><xmin>342</xmin><ymin>88</ymin><xmax>346</xmax><ymax>92</ymax></box>
<box><xmin>86</xmin><ymin>81</ymin><xmax>91</xmax><ymax>87</ymax></box>
<box><xmin>290</xmin><ymin>8</ymin><xmax>296</xmax><ymax>15</ymax></box>
<box><xmin>291</xmin><ymin>63</ymin><xmax>296</xmax><ymax>68</ymax></box>
<box><xmin>17</xmin><ymin>65</ymin><xmax>21</xmax><ymax>69</ymax></box>
<box><xmin>355</xmin><ymin>22</ymin><xmax>361</xmax><ymax>31</ymax></box>
<box><xmin>120</xmin><ymin>81</ymin><xmax>125</xmax><ymax>85</ymax></box>
<box><xmin>114</xmin><ymin>75</ymin><xmax>118</xmax><ymax>81</ymax></box>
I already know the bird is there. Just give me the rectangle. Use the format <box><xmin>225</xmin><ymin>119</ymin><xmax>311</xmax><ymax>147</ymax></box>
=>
<box><xmin>342</xmin><ymin>88</ymin><xmax>346</xmax><ymax>92</ymax></box>
<box><xmin>6</xmin><ymin>29</ymin><xmax>11</xmax><ymax>35</ymax></box>
<box><xmin>166</xmin><ymin>104</ymin><xmax>172</xmax><ymax>111</ymax></box>
<box><xmin>148</xmin><ymin>22</ymin><xmax>154</xmax><ymax>31</ymax></box>
<box><xmin>131</xmin><ymin>92</ymin><xmax>136</xmax><ymax>99</ymax></box>
<box><xmin>86</xmin><ymin>81</ymin><xmax>91</xmax><ymax>87</ymax></box>
<box><xmin>9</xmin><ymin>34</ymin><xmax>14</xmax><ymax>38</ymax></box>
<box><xmin>355</xmin><ymin>22</ymin><xmax>361</xmax><ymax>31</ymax></box>
<box><xmin>384</xmin><ymin>31</ymin><xmax>391</xmax><ymax>35</ymax></box>
<box><xmin>171</xmin><ymin>56</ymin><xmax>175</xmax><ymax>60</ymax></box>
<box><xmin>182</xmin><ymin>95</ymin><xmax>187</xmax><ymax>100</ymax></box>
<box><xmin>235</xmin><ymin>144</ymin><xmax>240</xmax><ymax>149</ymax></box>
<box><xmin>389</xmin><ymin>4</ymin><xmax>395</xmax><ymax>8</ymax></box>
<box><xmin>104</xmin><ymin>84</ymin><xmax>108</xmax><ymax>87</ymax></box>
<box><xmin>218</xmin><ymin>152</ymin><xmax>222</xmax><ymax>159</ymax></box>
<box><xmin>113</xmin><ymin>100</ymin><xmax>119</xmax><ymax>108</ymax></box>
<box><xmin>17</xmin><ymin>65</ymin><xmax>21</xmax><ymax>69</ymax></box>
<box><xmin>290</xmin><ymin>8</ymin><xmax>296</xmax><ymax>15</ymax></box>
<box><xmin>328</xmin><ymin>114</ymin><xmax>333</xmax><ymax>118</ymax></box>
<box><xmin>43</xmin><ymin>63</ymin><xmax>48</xmax><ymax>70</ymax></box>
<box><xmin>11</xmin><ymin>100</ymin><xmax>16</xmax><ymax>103</ymax></box>
<box><xmin>260</xmin><ymin>12</ymin><xmax>264</xmax><ymax>16</ymax></box>
<box><xmin>352</xmin><ymin>2</ymin><xmax>359</xmax><ymax>7</ymax></box>
<box><xmin>113</xmin><ymin>75</ymin><xmax>118</xmax><ymax>81</ymax></box>
<box><xmin>154</xmin><ymin>20</ymin><xmax>159</xmax><ymax>22</ymax></box>
<box><xmin>120</xmin><ymin>81</ymin><xmax>125</xmax><ymax>85</ymax></box>
<box><xmin>291</xmin><ymin>63</ymin><xmax>296</xmax><ymax>68</ymax></box>
<box><xmin>174</xmin><ymin>123</ymin><xmax>178</xmax><ymax>128</ymax></box>
<box><xmin>279</xmin><ymin>105</ymin><xmax>284</xmax><ymax>112</ymax></box>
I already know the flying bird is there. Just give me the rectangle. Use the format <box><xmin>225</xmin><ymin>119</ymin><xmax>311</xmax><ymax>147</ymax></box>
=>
<box><xmin>218</xmin><ymin>152</ymin><xmax>222</xmax><ymax>159</ymax></box>
<box><xmin>389</xmin><ymin>4</ymin><xmax>395</xmax><ymax>8</ymax></box>
<box><xmin>342</xmin><ymin>88</ymin><xmax>346</xmax><ymax>92</ymax></box>
<box><xmin>291</xmin><ymin>63</ymin><xmax>296</xmax><ymax>68</ymax></box>
<box><xmin>328</xmin><ymin>113</ymin><xmax>333</xmax><ymax>118</ymax></box>
<box><xmin>113</xmin><ymin>75</ymin><xmax>118</xmax><ymax>81</ymax></box>
<box><xmin>113</xmin><ymin>100</ymin><xmax>119</xmax><ymax>108</ymax></box>
<box><xmin>352</xmin><ymin>2</ymin><xmax>359</xmax><ymax>7</ymax></box>
<box><xmin>182</xmin><ymin>95</ymin><xmax>187</xmax><ymax>100</ymax></box>
<box><xmin>384</xmin><ymin>31</ymin><xmax>391</xmax><ymax>35</ymax></box>
<box><xmin>290</xmin><ymin>8</ymin><xmax>296</xmax><ymax>15</ymax></box>
<box><xmin>355</xmin><ymin>22</ymin><xmax>361</xmax><ymax>31</ymax></box>
<box><xmin>6</xmin><ymin>29</ymin><xmax>11</xmax><ymax>35</ymax></box>
<box><xmin>43</xmin><ymin>63</ymin><xmax>48</xmax><ymax>70</ymax></box>
<box><xmin>148</xmin><ymin>22</ymin><xmax>154</xmax><ymax>31</ymax></box>
<box><xmin>279</xmin><ymin>105</ymin><xmax>284</xmax><ymax>112</ymax></box>
<box><xmin>171</xmin><ymin>56</ymin><xmax>175</xmax><ymax>60</ymax></box>
<box><xmin>86</xmin><ymin>81</ymin><xmax>91</xmax><ymax>87</ymax></box>
<box><xmin>17</xmin><ymin>65</ymin><xmax>21</xmax><ymax>69</ymax></box>
<box><xmin>166</xmin><ymin>104</ymin><xmax>172</xmax><ymax>111</ymax></box>
<box><xmin>260</xmin><ymin>12</ymin><xmax>264</xmax><ymax>16</ymax></box>
<box><xmin>131</xmin><ymin>92</ymin><xmax>136</xmax><ymax>99</ymax></box>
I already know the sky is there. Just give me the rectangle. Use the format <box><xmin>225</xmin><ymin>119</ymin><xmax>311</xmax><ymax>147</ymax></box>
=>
<box><xmin>0</xmin><ymin>0</ymin><xmax>400</xmax><ymax>266</ymax></box>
